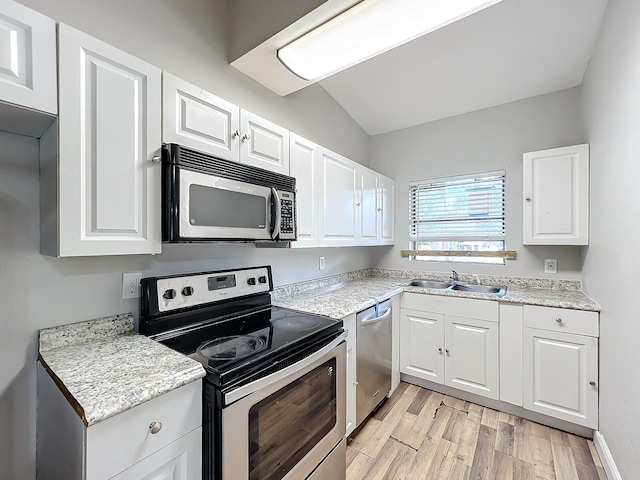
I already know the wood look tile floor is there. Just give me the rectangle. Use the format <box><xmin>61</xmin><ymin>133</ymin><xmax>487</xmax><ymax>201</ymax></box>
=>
<box><xmin>346</xmin><ymin>382</ymin><xmax>606</xmax><ymax>480</ymax></box>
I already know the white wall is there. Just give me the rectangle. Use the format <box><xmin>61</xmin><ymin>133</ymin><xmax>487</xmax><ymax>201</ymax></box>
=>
<box><xmin>1</xmin><ymin>1</ymin><xmax>373</xmax><ymax>478</ymax></box>
<box><xmin>369</xmin><ymin>88</ymin><xmax>586</xmax><ymax>279</ymax></box>
<box><xmin>581</xmin><ymin>0</ymin><xmax>640</xmax><ymax>477</ymax></box>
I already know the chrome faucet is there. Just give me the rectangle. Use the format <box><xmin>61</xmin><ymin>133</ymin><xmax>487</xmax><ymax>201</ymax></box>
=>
<box><xmin>451</xmin><ymin>270</ymin><xmax>459</xmax><ymax>282</ymax></box>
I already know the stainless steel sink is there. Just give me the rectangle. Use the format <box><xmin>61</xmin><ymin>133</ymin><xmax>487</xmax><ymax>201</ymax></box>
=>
<box><xmin>403</xmin><ymin>279</ymin><xmax>507</xmax><ymax>297</ymax></box>
<box><xmin>450</xmin><ymin>284</ymin><xmax>507</xmax><ymax>296</ymax></box>
<box><xmin>404</xmin><ymin>280</ymin><xmax>453</xmax><ymax>289</ymax></box>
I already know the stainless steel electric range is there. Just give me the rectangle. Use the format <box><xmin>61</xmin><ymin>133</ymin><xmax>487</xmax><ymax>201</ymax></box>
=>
<box><xmin>140</xmin><ymin>266</ymin><xmax>347</xmax><ymax>480</ymax></box>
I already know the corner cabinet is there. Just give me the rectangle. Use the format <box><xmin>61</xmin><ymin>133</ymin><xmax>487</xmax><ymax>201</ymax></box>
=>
<box><xmin>37</xmin><ymin>363</ymin><xmax>202</xmax><ymax>479</ymax></box>
<box><xmin>0</xmin><ymin>0</ymin><xmax>57</xmax><ymax>114</ymax></box>
<box><xmin>378</xmin><ymin>173</ymin><xmax>395</xmax><ymax>245</ymax></box>
<box><xmin>41</xmin><ymin>24</ymin><xmax>162</xmax><ymax>257</ymax></box>
<box><xmin>523</xmin><ymin>144</ymin><xmax>589</xmax><ymax>245</ymax></box>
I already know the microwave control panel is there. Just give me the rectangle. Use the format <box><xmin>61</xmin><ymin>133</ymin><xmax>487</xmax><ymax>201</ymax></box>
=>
<box><xmin>279</xmin><ymin>191</ymin><xmax>296</xmax><ymax>240</ymax></box>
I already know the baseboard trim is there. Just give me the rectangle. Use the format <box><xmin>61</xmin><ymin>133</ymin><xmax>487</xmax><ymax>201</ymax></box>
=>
<box><xmin>594</xmin><ymin>431</ymin><xmax>622</xmax><ymax>480</ymax></box>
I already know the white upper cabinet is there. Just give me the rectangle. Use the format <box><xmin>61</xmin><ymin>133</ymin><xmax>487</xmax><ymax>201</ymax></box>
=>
<box><xmin>162</xmin><ymin>73</ymin><xmax>289</xmax><ymax>175</ymax></box>
<box><xmin>54</xmin><ymin>24</ymin><xmax>162</xmax><ymax>256</ymax></box>
<box><xmin>163</xmin><ymin>72</ymin><xmax>240</xmax><ymax>161</ymax></box>
<box><xmin>357</xmin><ymin>166</ymin><xmax>379</xmax><ymax>244</ymax></box>
<box><xmin>378</xmin><ymin>173</ymin><xmax>395</xmax><ymax>245</ymax></box>
<box><xmin>240</xmin><ymin>109</ymin><xmax>290</xmax><ymax>175</ymax></box>
<box><xmin>318</xmin><ymin>147</ymin><xmax>359</xmax><ymax>246</ymax></box>
<box><xmin>290</xmin><ymin>134</ymin><xmax>319</xmax><ymax>248</ymax></box>
<box><xmin>523</xmin><ymin>144</ymin><xmax>589</xmax><ymax>245</ymax></box>
<box><xmin>0</xmin><ymin>0</ymin><xmax>56</xmax><ymax>114</ymax></box>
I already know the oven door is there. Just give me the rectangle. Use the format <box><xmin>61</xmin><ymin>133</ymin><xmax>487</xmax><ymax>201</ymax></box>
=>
<box><xmin>178</xmin><ymin>168</ymin><xmax>276</xmax><ymax>240</ymax></box>
<box><xmin>221</xmin><ymin>335</ymin><xmax>346</xmax><ymax>480</ymax></box>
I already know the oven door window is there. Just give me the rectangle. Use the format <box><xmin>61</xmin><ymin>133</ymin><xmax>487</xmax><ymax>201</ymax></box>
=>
<box><xmin>248</xmin><ymin>358</ymin><xmax>337</xmax><ymax>480</ymax></box>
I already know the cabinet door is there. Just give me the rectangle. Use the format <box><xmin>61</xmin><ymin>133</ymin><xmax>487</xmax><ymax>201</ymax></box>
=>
<box><xmin>0</xmin><ymin>1</ymin><xmax>57</xmax><ymax>114</ymax></box>
<box><xmin>445</xmin><ymin>316</ymin><xmax>499</xmax><ymax>400</ymax></box>
<box><xmin>239</xmin><ymin>109</ymin><xmax>290</xmax><ymax>175</ymax></box>
<box><xmin>318</xmin><ymin>148</ymin><xmax>358</xmax><ymax>246</ymax></box>
<box><xmin>399</xmin><ymin>309</ymin><xmax>445</xmax><ymax>384</ymax></box>
<box><xmin>345</xmin><ymin>337</ymin><xmax>357</xmax><ymax>437</ymax></box>
<box><xmin>58</xmin><ymin>24</ymin><xmax>161</xmax><ymax>256</ymax></box>
<box><xmin>358</xmin><ymin>166</ymin><xmax>379</xmax><ymax>244</ymax></box>
<box><xmin>290</xmin><ymin>134</ymin><xmax>319</xmax><ymax>248</ymax></box>
<box><xmin>163</xmin><ymin>72</ymin><xmax>240</xmax><ymax>161</ymax></box>
<box><xmin>523</xmin><ymin>144</ymin><xmax>589</xmax><ymax>245</ymax></box>
<box><xmin>523</xmin><ymin>328</ymin><xmax>598</xmax><ymax>428</ymax></box>
<box><xmin>378</xmin><ymin>174</ymin><xmax>395</xmax><ymax>245</ymax></box>
<box><xmin>109</xmin><ymin>428</ymin><xmax>202</xmax><ymax>480</ymax></box>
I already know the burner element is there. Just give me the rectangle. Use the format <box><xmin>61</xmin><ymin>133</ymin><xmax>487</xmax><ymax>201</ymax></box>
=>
<box><xmin>197</xmin><ymin>335</ymin><xmax>266</xmax><ymax>360</ymax></box>
<box><xmin>272</xmin><ymin>316</ymin><xmax>323</xmax><ymax>331</ymax></box>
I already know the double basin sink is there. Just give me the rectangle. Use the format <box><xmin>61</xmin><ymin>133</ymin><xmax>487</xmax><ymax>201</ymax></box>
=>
<box><xmin>403</xmin><ymin>279</ymin><xmax>507</xmax><ymax>297</ymax></box>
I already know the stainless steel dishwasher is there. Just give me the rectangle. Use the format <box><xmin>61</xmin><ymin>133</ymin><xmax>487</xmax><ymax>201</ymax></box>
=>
<box><xmin>356</xmin><ymin>299</ymin><xmax>392</xmax><ymax>426</ymax></box>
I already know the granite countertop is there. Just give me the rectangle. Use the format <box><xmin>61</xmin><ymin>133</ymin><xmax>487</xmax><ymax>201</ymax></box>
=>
<box><xmin>272</xmin><ymin>270</ymin><xmax>600</xmax><ymax>319</ymax></box>
<box><xmin>39</xmin><ymin>313</ymin><xmax>206</xmax><ymax>427</ymax></box>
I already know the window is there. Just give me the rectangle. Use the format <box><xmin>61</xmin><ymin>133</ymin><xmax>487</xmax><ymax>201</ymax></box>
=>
<box><xmin>409</xmin><ymin>171</ymin><xmax>506</xmax><ymax>264</ymax></box>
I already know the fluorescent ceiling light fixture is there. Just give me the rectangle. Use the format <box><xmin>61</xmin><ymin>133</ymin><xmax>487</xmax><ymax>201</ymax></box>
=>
<box><xmin>278</xmin><ymin>0</ymin><xmax>503</xmax><ymax>81</ymax></box>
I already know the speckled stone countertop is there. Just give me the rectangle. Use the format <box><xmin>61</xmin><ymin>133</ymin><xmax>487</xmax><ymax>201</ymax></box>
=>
<box><xmin>272</xmin><ymin>269</ymin><xmax>600</xmax><ymax>319</ymax></box>
<box><xmin>39</xmin><ymin>314</ymin><xmax>206</xmax><ymax>426</ymax></box>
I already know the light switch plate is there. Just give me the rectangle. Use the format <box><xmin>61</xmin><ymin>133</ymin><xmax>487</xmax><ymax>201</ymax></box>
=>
<box><xmin>319</xmin><ymin>256</ymin><xmax>326</xmax><ymax>270</ymax></box>
<box><xmin>544</xmin><ymin>259</ymin><xmax>557</xmax><ymax>274</ymax></box>
<box><xmin>122</xmin><ymin>272</ymin><xmax>142</xmax><ymax>299</ymax></box>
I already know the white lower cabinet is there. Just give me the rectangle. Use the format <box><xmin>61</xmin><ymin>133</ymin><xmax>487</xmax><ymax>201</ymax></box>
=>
<box><xmin>444</xmin><ymin>316</ymin><xmax>499</xmax><ymax>399</ymax></box>
<box><xmin>37</xmin><ymin>362</ymin><xmax>203</xmax><ymax>480</ymax></box>
<box><xmin>523</xmin><ymin>328</ymin><xmax>598</xmax><ymax>429</ymax></box>
<box><xmin>344</xmin><ymin>313</ymin><xmax>357</xmax><ymax>436</ymax></box>
<box><xmin>400</xmin><ymin>308</ymin><xmax>499</xmax><ymax>400</ymax></box>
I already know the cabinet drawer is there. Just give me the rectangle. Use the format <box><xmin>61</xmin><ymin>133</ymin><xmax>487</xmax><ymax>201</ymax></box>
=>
<box><xmin>401</xmin><ymin>293</ymin><xmax>498</xmax><ymax>322</ymax></box>
<box><xmin>523</xmin><ymin>305</ymin><xmax>598</xmax><ymax>337</ymax></box>
<box><xmin>86</xmin><ymin>380</ymin><xmax>202</xmax><ymax>479</ymax></box>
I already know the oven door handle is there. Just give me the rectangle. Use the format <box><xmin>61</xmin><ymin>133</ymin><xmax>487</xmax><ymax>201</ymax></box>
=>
<box><xmin>270</xmin><ymin>188</ymin><xmax>281</xmax><ymax>240</ymax></box>
<box><xmin>224</xmin><ymin>331</ymin><xmax>347</xmax><ymax>405</ymax></box>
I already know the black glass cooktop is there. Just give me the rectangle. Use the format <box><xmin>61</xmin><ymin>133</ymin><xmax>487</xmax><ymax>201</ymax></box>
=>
<box><xmin>156</xmin><ymin>306</ymin><xmax>342</xmax><ymax>388</ymax></box>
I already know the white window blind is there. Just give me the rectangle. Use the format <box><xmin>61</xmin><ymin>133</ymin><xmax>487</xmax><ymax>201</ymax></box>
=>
<box><xmin>409</xmin><ymin>171</ymin><xmax>506</xmax><ymax>242</ymax></box>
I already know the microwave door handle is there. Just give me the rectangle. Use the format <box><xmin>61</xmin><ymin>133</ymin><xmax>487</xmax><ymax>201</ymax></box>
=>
<box><xmin>271</xmin><ymin>188</ymin><xmax>281</xmax><ymax>240</ymax></box>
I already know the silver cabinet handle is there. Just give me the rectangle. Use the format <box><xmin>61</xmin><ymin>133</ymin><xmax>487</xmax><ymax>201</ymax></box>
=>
<box><xmin>525</xmin><ymin>196</ymin><xmax>531</xmax><ymax>201</ymax></box>
<box><xmin>149</xmin><ymin>422</ymin><xmax>162</xmax><ymax>434</ymax></box>
<box><xmin>355</xmin><ymin>202</ymin><xmax>361</xmax><ymax>207</ymax></box>
<box><xmin>555</xmin><ymin>318</ymin><xmax>563</xmax><ymax>323</ymax></box>
<box><xmin>438</xmin><ymin>347</ymin><xmax>443</xmax><ymax>353</ymax></box>
<box><xmin>445</xmin><ymin>349</ymin><xmax>450</xmax><ymax>354</ymax></box>
<box><xmin>242</xmin><ymin>134</ymin><xmax>250</xmax><ymax>141</ymax></box>
<box><xmin>151</xmin><ymin>155</ymin><xmax>161</xmax><ymax>164</ymax></box>
<box><xmin>590</xmin><ymin>381</ymin><xmax>597</xmax><ymax>387</ymax></box>
<box><xmin>354</xmin><ymin>381</ymin><xmax>359</xmax><ymax>386</ymax></box>
<box><xmin>232</xmin><ymin>130</ymin><xmax>240</xmax><ymax>138</ymax></box>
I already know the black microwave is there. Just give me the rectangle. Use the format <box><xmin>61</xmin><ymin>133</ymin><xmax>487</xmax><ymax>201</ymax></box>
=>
<box><xmin>162</xmin><ymin>144</ymin><xmax>297</xmax><ymax>243</ymax></box>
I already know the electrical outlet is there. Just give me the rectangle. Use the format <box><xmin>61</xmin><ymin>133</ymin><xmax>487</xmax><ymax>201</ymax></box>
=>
<box><xmin>544</xmin><ymin>259</ymin><xmax>557</xmax><ymax>274</ymax></box>
<box><xmin>122</xmin><ymin>272</ymin><xmax>142</xmax><ymax>299</ymax></box>
<box><xmin>319</xmin><ymin>256</ymin><xmax>326</xmax><ymax>270</ymax></box>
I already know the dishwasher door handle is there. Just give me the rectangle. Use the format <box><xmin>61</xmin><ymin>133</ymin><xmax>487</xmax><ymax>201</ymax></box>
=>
<box><xmin>359</xmin><ymin>307</ymin><xmax>392</xmax><ymax>326</ymax></box>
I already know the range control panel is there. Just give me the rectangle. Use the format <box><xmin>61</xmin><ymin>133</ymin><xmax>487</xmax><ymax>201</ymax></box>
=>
<box><xmin>151</xmin><ymin>266</ymin><xmax>272</xmax><ymax>313</ymax></box>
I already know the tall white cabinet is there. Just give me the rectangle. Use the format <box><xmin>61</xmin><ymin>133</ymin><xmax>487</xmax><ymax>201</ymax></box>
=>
<box><xmin>42</xmin><ymin>24</ymin><xmax>162</xmax><ymax>257</ymax></box>
<box><xmin>0</xmin><ymin>0</ymin><xmax>57</xmax><ymax>114</ymax></box>
<box><xmin>523</xmin><ymin>144</ymin><xmax>589</xmax><ymax>245</ymax></box>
